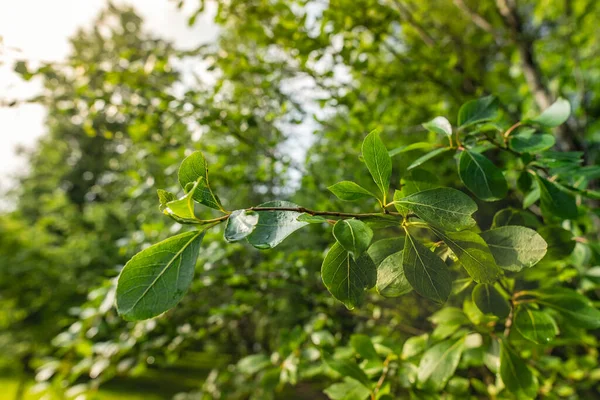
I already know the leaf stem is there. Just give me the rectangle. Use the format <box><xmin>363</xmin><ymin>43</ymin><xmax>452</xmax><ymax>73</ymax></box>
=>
<box><xmin>503</xmin><ymin>121</ymin><xmax>522</xmax><ymax>142</ymax></box>
<box><xmin>247</xmin><ymin>206</ymin><xmax>404</xmax><ymax>219</ymax></box>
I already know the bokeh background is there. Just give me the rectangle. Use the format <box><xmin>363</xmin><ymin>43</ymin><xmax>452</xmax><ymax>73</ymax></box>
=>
<box><xmin>0</xmin><ymin>0</ymin><xmax>598</xmax><ymax>398</ymax></box>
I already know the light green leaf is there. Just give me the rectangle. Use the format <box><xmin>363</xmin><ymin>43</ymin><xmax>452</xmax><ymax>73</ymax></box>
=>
<box><xmin>403</xmin><ymin>231</ymin><xmax>452</xmax><ymax>303</ymax></box>
<box><xmin>333</xmin><ymin>219</ymin><xmax>373</xmax><ymax>258</ymax></box>
<box><xmin>530</xmin><ymin>287</ymin><xmax>600</xmax><ymax>329</ymax></box>
<box><xmin>178</xmin><ymin>151</ymin><xmax>223</xmax><ymax>211</ymax></box>
<box><xmin>376</xmin><ymin>251</ymin><xmax>412</xmax><ymax>297</ymax></box>
<box><xmin>399</xmin><ymin>168</ymin><xmax>440</xmax><ymax>197</ymax></box>
<box><xmin>407</xmin><ymin>147</ymin><xmax>452</xmax><ymax>170</ymax></box>
<box><xmin>362</xmin><ymin>131</ymin><xmax>392</xmax><ymax>201</ymax></box>
<box><xmin>457</xmin><ymin>96</ymin><xmax>499</xmax><ymax>127</ymax></box>
<box><xmin>528</xmin><ymin>97</ymin><xmax>571</xmax><ymax>127</ymax></box>
<box><xmin>323</xmin><ymin>355</ymin><xmax>372</xmax><ymax>389</ymax></box>
<box><xmin>417</xmin><ymin>336</ymin><xmax>465</xmax><ymax>392</ymax></box>
<box><xmin>389</xmin><ymin>142</ymin><xmax>435</xmax><ymax>157</ymax></box>
<box><xmin>350</xmin><ymin>334</ymin><xmax>379</xmax><ymax>360</ymax></box>
<box><xmin>237</xmin><ymin>354</ymin><xmax>271</xmax><ymax>375</ymax></box>
<box><xmin>423</xmin><ymin>116</ymin><xmax>452</xmax><ymax>137</ymax></box>
<box><xmin>321</xmin><ymin>243</ymin><xmax>377</xmax><ymax>310</ymax></box>
<box><xmin>432</xmin><ymin>228</ymin><xmax>502</xmax><ymax>283</ymax></box>
<box><xmin>224</xmin><ymin>210</ymin><xmax>259</xmax><ymax>242</ymax></box>
<box><xmin>297</xmin><ymin>214</ymin><xmax>327</xmax><ymax>224</ymax></box>
<box><xmin>401</xmin><ymin>334</ymin><xmax>429</xmax><ymax>360</ymax></box>
<box><xmin>499</xmin><ymin>342</ymin><xmax>538</xmax><ymax>398</ymax></box>
<box><xmin>323</xmin><ymin>377</ymin><xmax>371</xmax><ymax>400</ymax></box>
<box><xmin>116</xmin><ymin>230</ymin><xmax>204</xmax><ymax>321</ymax></box>
<box><xmin>514</xmin><ymin>307</ymin><xmax>557</xmax><ymax>344</ymax></box>
<box><xmin>509</xmin><ymin>132</ymin><xmax>555</xmax><ymax>153</ymax></box>
<box><xmin>535</xmin><ymin>176</ymin><xmax>578</xmax><ymax>220</ymax></box>
<box><xmin>395</xmin><ymin>188</ymin><xmax>477</xmax><ymax>231</ymax></box>
<box><xmin>458</xmin><ymin>150</ymin><xmax>507</xmax><ymax>201</ymax></box>
<box><xmin>472</xmin><ymin>284</ymin><xmax>510</xmax><ymax>318</ymax></box>
<box><xmin>367</xmin><ymin>238</ymin><xmax>404</xmax><ymax>266</ymax></box>
<box><xmin>157</xmin><ymin>189</ymin><xmax>176</xmax><ymax>212</ymax></box>
<box><xmin>328</xmin><ymin>181</ymin><xmax>377</xmax><ymax>202</ymax></box>
<box><xmin>480</xmin><ymin>226</ymin><xmax>547</xmax><ymax>271</ymax></box>
<box><xmin>247</xmin><ymin>201</ymin><xmax>308</xmax><ymax>249</ymax></box>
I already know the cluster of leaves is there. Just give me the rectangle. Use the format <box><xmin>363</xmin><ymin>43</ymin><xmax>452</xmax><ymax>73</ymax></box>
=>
<box><xmin>113</xmin><ymin>96</ymin><xmax>600</xmax><ymax>398</ymax></box>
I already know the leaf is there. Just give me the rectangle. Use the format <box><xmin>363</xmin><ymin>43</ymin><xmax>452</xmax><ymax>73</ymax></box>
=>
<box><xmin>376</xmin><ymin>251</ymin><xmax>412</xmax><ymax>297</ymax></box>
<box><xmin>178</xmin><ymin>151</ymin><xmax>223</xmax><ymax>211</ymax></box>
<box><xmin>367</xmin><ymin>238</ymin><xmax>404</xmax><ymax>266</ymax></box>
<box><xmin>403</xmin><ymin>231</ymin><xmax>452</xmax><ymax>303</ymax></box>
<box><xmin>321</xmin><ymin>243</ymin><xmax>377</xmax><ymax>310</ymax></box>
<box><xmin>537</xmin><ymin>226</ymin><xmax>575</xmax><ymax>260</ymax></box>
<box><xmin>328</xmin><ymin>181</ymin><xmax>377</xmax><ymax>202</ymax></box>
<box><xmin>333</xmin><ymin>219</ymin><xmax>373</xmax><ymax>258</ymax></box>
<box><xmin>350</xmin><ymin>334</ymin><xmax>379</xmax><ymax>360</ymax></box>
<box><xmin>480</xmin><ymin>226</ymin><xmax>547</xmax><ymax>271</ymax></box>
<box><xmin>237</xmin><ymin>354</ymin><xmax>271</xmax><ymax>375</ymax></box>
<box><xmin>423</xmin><ymin>116</ymin><xmax>452</xmax><ymax>137</ymax></box>
<box><xmin>407</xmin><ymin>147</ymin><xmax>452</xmax><ymax>170</ymax></box>
<box><xmin>514</xmin><ymin>307</ymin><xmax>557</xmax><ymax>344</ymax></box>
<box><xmin>509</xmin><ymin>132</ymin><xmax>555</xmax><ymax>153</ymax></box>
<box><xmin>362</xmin><ymin>131</ymin><xmax>392</xmax><ymax>200</ymax></box>
<box><xmin>389</xmin><ymin>142</ymin><xmax>435</xmax><ymax>157</ymax></box>
<box><xmin>499</xmin><ymin>342</ymin><xmax>538</xmax><ymax>399</ymax></box>
<box><xmin>224</xmin><ymin>210</ymin><xmax>259</xmax><ymax>242</ymax></box>
<box><xmin>535</xmin><ymin>176</ymin><xmax>578</xmax><ymax>220</ymax></box>
<box><xmin>528</xmin><ymin>97</ymin><xmax>571</xmax><ymax>127</ymax></box>
<box><xmin>458</xmin><ymin>150</ymin><xmax>507</xmax><ymax>201</ymax></box>
<box><xmin>417</xmin><ymin>336</ymin><xmax>465</xmax><ymax>392</ymax></box>
<box><xmin>157</xmin><ymin>189</ymin><xmax>176</xmax><ymax>212</ymax></box>
<box><xmin>323</xmin><ymin>377</ymin><xmax>371</xmax><ymax>400</ymax></box>
<box><xmin>297</xmin><ymin>214</ymin><xmax>327</xmax><ymax>224</ymax></box>
<box><xmin>401</xmin><ymin>334</ymin><xmax>429</xmax><ymax>360</ymax></box>
<box><xmin>432</xmin><ymin>228</ymin><xmax>502</xmax><ymax>283</ymax></box>
<box><xmin>491</xmin><ymin>208</ymin><xmax>539</xmax><ymax>229</ymax></box>
<box><xmin>395</xmin><ymin>188</ymin><xmax>477</xmax><ymax>231</ymax></box>
<box><xmin>323</xmin><ymin>355</ymin><xmax>372</xmax><ymax>389</ymax></box>
<box><xmin>399</xmin><ymin>168</ymin><xmax>440</xmax><ymax>197</ymax></box>
<box><xmin>530</xmin><ymin>287</ymin><xmax>600</xmax><ymax>329</ymax></box>
<box><xmin>471</xmin><ymin>284</ymin><xmax>510</xmax><ymax>318</ymax></box>
<box><xmin>457</xmin><ymin>96</ymin><xmax>499</xmax><ymax>127</ymax></box>
<box><xmin>247</xmin><ymin>201</ymin><xmax>309</xmax><ymax>249</ymax></box>
<box><xmin>116</xmin><ymin>231</ymin><xmax>204</xmax><ymax>320</ymax></box>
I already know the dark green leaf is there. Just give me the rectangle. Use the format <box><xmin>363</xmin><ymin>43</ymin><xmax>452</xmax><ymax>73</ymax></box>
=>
<box><xmin>535</xmin><ymin>176</ymin><xmax>578</xmax><ymax>220</ymax></box>
<box><xmin>514</xmin><ymin>307</ymin><xmax>557</xmax><ymax>344</ymax></box>
<box><xmin>480</xmin><ymin>226</ymin><xmax>547</xmax><ymax>271</ymax></box>
<box><xmin>367</xmin><ymin>238</ymin><xmax>404</xmax><ymax>266</ymax></box>
<box><xmin>537</xmin><ymin>226</ymin><xmax>575</xmax><ymax>260</ymax></box>
<box><xmin>247</xmin><ymin>201</ymin><xmax>309</xmax><ymax>249</ymax></box>
<box><xmin>395</xmin><ymin>188</ymin><xmax>477</xmax><ymax>231</ymax></box>
<box><xmin>499</xmin><ymin>342</ymin><xmax>538</xmax><ymax>398</ymax></box>
<box><xmin>528</xmin><ymin>97</ymin><xmax>571</xmax><ymax>127</ymax></box>
<box><xmin>472</xmin><ymin>284</ymin><xmax>510</xmax><ymax>318</ymax></box>
<box><xmin>399</xmin><ymin>168</ymin><xmax>440</xmax><ymax>197</ymax></box>
<box><xmin>417</xmin><ymin>336</ymin><xmax>465</xmax><ymax>392</ymax></box>
<box><xmin>491</xmin><ymin>208</ymin><xmax>539</xmax><ymax>229</ymax></box>
<box><xmin>328</xmin><ymin>181</ymin><xmax>377</xmax><ymax>201</ymax></box>
<box><xmin>224</xmin><ymin>210</ymin><xmax>259</xmax><ymax>242</ymax></box>
<box><xmin>323</xmin><ymin>378</ymin><xmax>371</xmax><ymax>400</ymax></box>
<box><xmin>362</xmin><ymin>131</ymin><xmax>392</xmax><ymax>200</ymax></box>
<box><xmin>323</xmin><ymin>355</ymin><xmax>372</xmax><ymax>388</ymax></box>
<box><xmin>350</xmin><ymin>334</ymin><xmax>379</xmax><ymax>360</ymax></box>
<box><xmin>458</xmin><ymin>150</ymin><xmax>507</xmax><ymax>201</ymax></box>
<box><xmin>457</xmin><ymin>96</ymin><xmax>499</xmax><ymax>127</ymax></box>
<box><xmin>321</xmin><ymin>243</ymin><xmax>377</xmax><ymax>310</ymax></box>
<box><xmin>116</xmin><ymin>231</ymin><xmax>204</xmax><ymax>320</ymax></box>
<box><xmin>333</xmin><ymin>219</ymin><xmax>374</xmax><ymax>258</ymax></box>
<box><xmin>509</xmin><ymin>132</ymin><xmax>555</xmax><ymax>153</ymax></box>
<box><xmin>403</xmin><ymin>231</ymin><xmax>452</xmax><ymax>303</ymax></box>
<box><xmin>423</xmin><ymin>116</ymin><xmax>452</xmax><ymax>137</ymax></box>
<box><xmin>530</xmin><ymin>288</ymin><xmax>600</xmax><ymax>329</ymax></box>
<box><xmin>376</xmin><ymin>251</ymin><xmax>412</xmax><ymax>297</ymax></box>
<box><xmin>407</xmin><ymin>147</ymin><xmax>452</xmax><ymax>170</ymax></box>
<box><xmin>517</xmin><ymin>170</ymin><xmax>533</xmax><ymax>192</ymax></box>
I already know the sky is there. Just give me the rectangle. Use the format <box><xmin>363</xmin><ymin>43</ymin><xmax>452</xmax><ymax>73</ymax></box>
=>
<box><xmin>0</xmin><ymin>0</ymin><xmax>218</xmax><ymax>192</ymax></box>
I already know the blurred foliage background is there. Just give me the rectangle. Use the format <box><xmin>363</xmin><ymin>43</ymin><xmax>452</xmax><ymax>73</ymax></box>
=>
<box><xmin>0</xmin><ymin>0</ymin><xmax>599</xmax><ymax>398</ymax></box>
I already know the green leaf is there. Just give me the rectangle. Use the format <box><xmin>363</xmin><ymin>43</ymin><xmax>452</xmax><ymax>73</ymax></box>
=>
<box><xmin>333</xmin><ymin>219</ymin><xmax>373</xmax><ymax>259</ymax></box>
<box><xmin>458</xmin><ymin>150</ymin><xmax>507</xmax><ymax>201</ymax></box>
<box><xmin>499</xmin><ymin>342</ymin><xmax>538</xmax><ymax>398</ymax></box>
<box><xmin>116</xmin><ymin>230</ymin><xmax>204</xmax><ymax>320</ymax></box>
<box><xmin>237</xmin><ymin>354</ymin><xmax>271</xmax><ymax>375</ymax></box>
<box><xmin>328</xmin><ymin>181</ymin><xmax>377</xmax><ymax>201</ymax></box>
<box><xmin>535</xmin><ymin>176</ymin><xmax>578</xmax><ymax>220</ymax></box>
<box><xmin>350</xmin><ymin>334</ymin><xmax>379</xmax><ymax>360</ymax></box>
<box><xmin>457</xmin><ymin>96</ymin><xmax>499</xmax><ymax>127</ymax></box>
<box><xmin>362</xmin><ymin>131</ymin><xmax>392</xmax><ymax>201</ymax></box>
<box><xmin>407</xmin><ymin>147</ymin><xmax>452</xmax><ymax>170</ymax></box>
<box><xmin>403</xmin><ymin>231</ymin><xmax>452</xmax><ymax>303</ymax></box>
<box><xmin>491</xmin><ymin>208</ymin><xmax>540</xmax><ymax>229</ymax></box>
<box><xmin>417</xmin><ymin>336</ymin><xmax>465</xmax><ymax>392</ymax></box>
<box><xmin>395</xmin><ymin>188</ymin><xmax>477</xmax><ymax>231</ymax></box>
<box><xmin>321</xmin><ymin>243</ymin><xmax>377</xmax><ymax>310</ymax></box>
<box><xmin>247</xmin><ymin>201</ymin><xmax>309</xmax><ymax>249</ymax></box>
<box><xmin>537</xmin><ymin>226</ymin><xmax>575</xmax><ymax>260</ymax></box>
<box><xmin>389</xmin><ymin>142</ymin><xmax>435</xmax><ymax>157</ymax></box>
<box><xmin>480</xmin><ymin>226</ymin><xmax>547</xmax><ymax>271</ymax></box>
<box><xmin>401</xmin><ymin>334</ymin><xmax>429</xmax><ymax>360</ymax></box>
<box><xmin>528</xmin><ymin>97</ymin><xmax>571</xmax><ymax>127</ymax></box>
<box><xmin>367</xmin><ymin>238</ymin><xmax>404</xmax><ymax>266</ymax></box>
<box><xmin>323</xmin><ymin>377</ymin><xmax>372</xmax><ymax>400</ymax></box>
<box><xmin>399</xmin><ymin>168</ymin><xmax>439</xmax><ymax>197</ymax></box>
<box><xmin>224</xmin><ymin>210</ymin><xmax>259</xmax><ymax>242</ymax></box>
<box><xmin>423</xmin><ymin>116</ymin><xmax>452</xmax><ymax>137</ymax></box>
<box><xmin>514</xmin><ymin>307</ymin><xmax>557</xmax><ymax>344</ymax></box>
<box><xmin>472</xmin><ymin>284</ymin><xmax>510</xmax><ymax>318</ymax></box>
<box><xmin>376</xmin><ymin>251</ymin><xmax>412</xmax><ymax>297</ymax></box>
<box><xmin>297</xmin><ymin>214</ymin><xmax>327</xmax><ymax>224</ymax></box>
<box><xmin>323</xmin><ymin>355</ymin><xmax>372</xmax><ymax>389</ymax></box>
<box><xmin>157</xmin><ymin>189</ymin><xmax>176</xmax><ymax>212</ymax></box>
<box><xmin>178</xmin><ymin>151</ymin><xmax>223</xmax><ymax>211</ymax></box>
<box><xmin>509</xmin><ymin>132</ymin><xmax>555</xmax><ymax>153</ymax></box>
<box><xmin>530</xmin><ymin>287</ymin><xmax>600</xmax><ymax>329</ymax></box>
<box><xmin>432</xmin><ymin>228</ymin><xmax>502</xmax><ymax>283</ymax></box>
